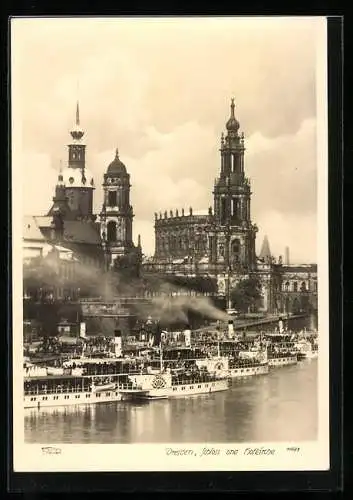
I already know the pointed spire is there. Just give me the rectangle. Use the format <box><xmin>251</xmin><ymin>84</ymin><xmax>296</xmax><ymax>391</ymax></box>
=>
<box><xmin>70</xmin><ymin>100</ymin><xmax>84</xmax><ymax>141</ymax></box>
<box><xmin>76</xmin><ymin>100</ymin><xmax>80</xmax><ymax>126</ymax></box>
<box><xmin>115</xmin><ymin>148</ymin><xmax>119</xmax><ymax>159</ymax></box>
<box><xmin>259</xmin><ymin>235</ymin><xmax>272</xmax><ymax>262</ymax></box>
<box><xmin>230</xmin><ymin>97</ymin><xmax>235</xmax><ymax>117</ymax></box>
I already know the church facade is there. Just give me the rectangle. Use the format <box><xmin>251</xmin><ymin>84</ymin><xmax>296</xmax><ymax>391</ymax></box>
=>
<box><xmin>143</xmin><ymin>99</ymin><xmax>317</xmax><ymax>315</ymax></box>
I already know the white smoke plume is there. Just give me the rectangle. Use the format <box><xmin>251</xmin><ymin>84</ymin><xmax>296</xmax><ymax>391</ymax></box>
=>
<box><xmin>23</xmin><ymin>252</ymin><xmax>231</xmax><ymax>326</ymax></box>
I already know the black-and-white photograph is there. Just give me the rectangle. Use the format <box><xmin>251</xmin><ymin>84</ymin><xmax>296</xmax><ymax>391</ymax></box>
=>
<box><xmin>11</xmin><ymin>16</ymin><xmax>329</xmax><ymax>472</ymax></box>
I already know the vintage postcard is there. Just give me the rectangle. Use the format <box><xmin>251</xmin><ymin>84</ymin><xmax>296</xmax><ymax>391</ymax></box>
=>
<box><xmin>11</xmin><ymin>16</ymin><xmax>330</xmax><ymax>474</ymax></box>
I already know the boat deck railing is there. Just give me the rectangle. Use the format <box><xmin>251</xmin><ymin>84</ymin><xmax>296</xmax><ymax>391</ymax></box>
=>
<box><xmin>171</xmin><ymin>374</ymin><xmax>223</xmax><ymax>385</ymax></box>
<box><xmin>24</xmin><ymin>381</ymin><xmax>141</xmax><ymax>396</ymax></box>
<box><xmin>268</xmin><ymin>352</ymin><xmax>297</xmax><ymax>359</ymax></box>
<box><xmin>228</xmin><ymin>359</ymin><xmax>265</xmax><ymax>368</ymax></box>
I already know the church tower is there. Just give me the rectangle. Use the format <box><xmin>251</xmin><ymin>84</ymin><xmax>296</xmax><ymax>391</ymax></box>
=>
<box><xmin>100</xmin><ymin>149</ymin><xmax>136</xmax><ymax>269</ymax></box>
<box><xmin>212</xmin><ymin>99</ymin><xmax>257</xmax><ymax>271</ymax></box>
<box><xmin>60</xmin><ymin>102</ymin><xmax>95</xmax><ymax>221</ymax></box>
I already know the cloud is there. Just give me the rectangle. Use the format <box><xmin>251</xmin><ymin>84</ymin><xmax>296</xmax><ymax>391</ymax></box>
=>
<box><xmin>256</xmin><ymin>211</ymin><xmax>317</xmax><ymax>264</ymax></box>
<box><xmin>247</xmin><ymin>117</ymin><xmax>317</xmax><ymax>217</ymax></box>
<box><xmin>22</xmin><ymin>153</ymin><xmax>57</xmax><ymax>215</ymax></box>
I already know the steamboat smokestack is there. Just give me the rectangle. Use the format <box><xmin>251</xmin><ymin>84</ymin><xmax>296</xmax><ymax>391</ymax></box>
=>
<box><xmin>183</xmin><ymin>324</ymin><xmax>191</xmax><ymax>347</ymax></box>
<box><xmin>113</xmin><ymin>329</ymin><xmax>122</xmax><ymax>357</ymax></box>
<box><xmin>285</xmin><ymin>246</ymin><xmax>290</xmax><ymax>265</ymax></box>
<box><xmin>278</xmin><ymin>317</ymin><xmax>284</xmax><ymax>334</ymax></box>
<box><xmin>228</xmin><ymin>320</ymin><xmax>234</xmax><ymax>339</ymax></box>
<box><xmin>79</xmin><ymin>322</ymin><xmax>86</xmax><ymax>339</ymax></box>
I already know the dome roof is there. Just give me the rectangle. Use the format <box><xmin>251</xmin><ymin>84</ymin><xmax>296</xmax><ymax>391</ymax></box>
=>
<box><xmin>106</xmin><ymin>149</ymin><xmax>127</xmax><ymax>176</ymax></box>
<box><xmin>61</xmin><ymin>167</ymin><xmax>95</xmax><ymax>188</ymax></box>
<box><xmin>226</xmin><ymin>98</ymin><xmax>240</xmax><ymax>133</ymax></box>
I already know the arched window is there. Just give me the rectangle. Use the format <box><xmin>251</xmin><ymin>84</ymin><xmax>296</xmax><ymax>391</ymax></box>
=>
<box><xmin>284</xmin><ymin>281</ymin><xmax>290</xmax><ymax>292</ymax></box>
<box><xmin>221</xmin><ymin>198</ymin><xmax>226</xmax><ymax>225</ymax></box>
<box><xmin>313</xmin><ymin>281</ymin><xmax>318</xmax><ymax>292</ymax></box>
<box><xmin>107</xmin><ymin>221</ymin><xmax>117</xmax><ymax>242</ymax></box>
<box><xmin>293</xmin><ymin>281</ymin><xmax>298</xmax><ymax>292</ymax></box>
<box><xmin>108</xmin><ymin>191</ymin><xmax>117</xmax><ymax>207</ymax></box>
<box><xmin>231</xmin><ymin>239</ymin><xmax>240</xmax><ymax>263</ymax></box>
<box><xmin>232</xmin><ymin>199</ymin><xmax>238</xmax><ymax>217</ymax></box>
<box><xmin>300</xmin><ymin>281</ymin><xmax>307</xmax><ymax>292</ymax></box>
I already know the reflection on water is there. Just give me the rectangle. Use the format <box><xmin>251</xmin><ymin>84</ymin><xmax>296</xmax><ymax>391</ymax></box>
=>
<box><xmin>25</xmin><ymin>359</ymin><xmax>318</xmax><ymax>444</ymax></box>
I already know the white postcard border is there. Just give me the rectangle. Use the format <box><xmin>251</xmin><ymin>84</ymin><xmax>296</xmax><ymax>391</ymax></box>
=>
<box><xmin>11</xmin><ymin>16</ymin><xmax>330</xmax><ymax>473</ymax></box>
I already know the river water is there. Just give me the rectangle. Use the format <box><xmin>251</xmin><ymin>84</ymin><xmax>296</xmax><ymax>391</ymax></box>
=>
<box><xmin>24</xmin><ymin>359</ymin><xmax>317</xmax><ymax>444</ymax></box>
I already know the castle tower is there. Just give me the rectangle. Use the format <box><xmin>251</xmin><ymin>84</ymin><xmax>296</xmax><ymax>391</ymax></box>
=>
<box><xmin>212</xmin><ymin>98</ymin><xmax>257</xmax><ymax>271</ymax></box>
<box><xmin>60</xmin><ymin>102</ymin><xmax>95</xmax><ymax>220</ymax></box>
<box><xmin>100</xmin><ymin>149</ymin><xmax>135</xmax><ymax>268</ymax></box>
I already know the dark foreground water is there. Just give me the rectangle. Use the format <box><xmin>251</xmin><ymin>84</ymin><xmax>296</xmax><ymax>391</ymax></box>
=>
<box><xmin>24</xmin><ymin>359</ymin><xmax>317</xmax><ymax>444</ymax></box>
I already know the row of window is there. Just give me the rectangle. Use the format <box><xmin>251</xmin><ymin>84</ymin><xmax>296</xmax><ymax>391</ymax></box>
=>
<box><xmin>233</xmin><ymin>368</ymin><xmax>260</xmax><ymax>373</ymax></box>
<box><xmin>158</xmin><ymin>238</ymin><xmax>242</xmax><ymax>254</ymax></box>
<box><xmin>220</xmin><ymin>198</ymin><xmax>246</xmax><ymax>219</ymax></box>
<box><xmin>27</xmin><ymin>391</ymin><xmax>120</xmax><ymax>402</ymax></box>
<box><xmin>171</xmin><ymin>382</ymin><xmax>217</xmax><ymax>392</ymax></box>
<box><xmin>221</xmin><ymin>154</ymin><xmax>243</xmax><ymax>173</ymax></box>
<box><xmin>283</xmin><ymin>281</ymin><xmax>317</xmax><ymax>292</ymax></box>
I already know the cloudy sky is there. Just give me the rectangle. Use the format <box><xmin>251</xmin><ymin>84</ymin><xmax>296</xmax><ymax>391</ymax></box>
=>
<box><xmin>12</xmin><ymin>17</ymin><xmax>326</xmax><ymax>263</ymax></box>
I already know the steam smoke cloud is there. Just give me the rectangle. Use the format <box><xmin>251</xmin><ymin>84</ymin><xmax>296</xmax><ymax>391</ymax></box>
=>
<box><xmin>24</xmin><ymin>252</ymin><xmax>231</xmax><ymax>330</ymax></box>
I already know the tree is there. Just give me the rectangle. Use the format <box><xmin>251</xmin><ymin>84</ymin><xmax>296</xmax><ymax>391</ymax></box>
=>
<box><xmin>230</xmin><ymin>278</ymin><xmax>262</xmax><ymax>313</ymax></box>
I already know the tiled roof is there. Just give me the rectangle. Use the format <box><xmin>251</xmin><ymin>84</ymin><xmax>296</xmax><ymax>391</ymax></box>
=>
<box><xmin>24</xmin><ymin>216</ymin><xmax>102</xmax><ymax>246</ymax></box>
<box><xmin>63</xmin><ymin>221</ymin><xmax>102</xmax><ymax>245</ymax></box>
